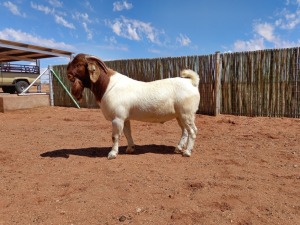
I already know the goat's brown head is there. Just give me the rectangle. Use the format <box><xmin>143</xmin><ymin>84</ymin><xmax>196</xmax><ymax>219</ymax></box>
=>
<box><xmin>67</xmin><ymin>53</ymin><xmax>110</xmax><ymax>101</ymax></box>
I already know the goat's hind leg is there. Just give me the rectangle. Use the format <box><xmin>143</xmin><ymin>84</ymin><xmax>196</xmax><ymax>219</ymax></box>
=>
<box><xmin>108</xmin><ymin>118</ymin><xmax>124</xmax><ymax>160</ymax></box>
<box><xmin>179</xmin><ymin>115</ymin><xmax>198</xmax><ymax>157</ymax></box>
<box><xmin>183</xmin><ymin>121</ymin><xmax>197</xmax><ymax>157</ymax></box>
<box><xmin>123</xmin><ymin>120</ymin><xmax>135</xmax><ymax>154</ymax></box>
<box><xmin>175</xmin><ymin>118</ymin><xmax>188</xmax><ymax>154</ymax></box>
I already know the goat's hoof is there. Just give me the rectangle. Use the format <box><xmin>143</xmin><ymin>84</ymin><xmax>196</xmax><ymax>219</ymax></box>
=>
<box><xmin>182</xmin><ymin>150</ymin><xmax>191</xmax><ymax>157</ymax></box>
<box><xmin>125</xmin><ymin>146</ymin><xmax>135</xmax><ymax>154</ymax></box>
<box><xmin>174</xmin><ymin>147</ymin><xmax>183</xmax><ymax>154</ymax></box>
<box><xmin>108</xmin><ymin>151</ymin><xmax>117</xmax><ymax>160</ymax></box>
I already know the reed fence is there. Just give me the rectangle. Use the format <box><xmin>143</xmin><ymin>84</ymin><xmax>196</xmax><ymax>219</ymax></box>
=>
<box><xmin>52</xmin><ymin>47</ymin><xmax>300</xmax><ymax>118</ymax></box>
<box><xmin>220</xmin><ymin>48</ymin><xmax>300</xmax><ymax>117</ymax></box>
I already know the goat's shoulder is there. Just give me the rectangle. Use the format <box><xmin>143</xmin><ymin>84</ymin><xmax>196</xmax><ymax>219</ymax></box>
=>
<box><xmin>111</xmin><ymin>72</ymin><xmax>132</xmax><ymax>81</ymax></box>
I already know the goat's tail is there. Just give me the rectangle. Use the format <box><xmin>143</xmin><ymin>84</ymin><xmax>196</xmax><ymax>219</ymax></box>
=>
<box><xmin>180</xmin><ymin>69</ymin><xmax>199</xmax><ymax>87</ymax></box>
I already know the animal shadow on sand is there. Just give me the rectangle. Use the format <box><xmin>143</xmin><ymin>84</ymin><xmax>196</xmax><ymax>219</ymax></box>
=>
<box><xmin>40</xmin><ymin>145</ymin><xmax>176</xmax><ymax>159</ymax></box>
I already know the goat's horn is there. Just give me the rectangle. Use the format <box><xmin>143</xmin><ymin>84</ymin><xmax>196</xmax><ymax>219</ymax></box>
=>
<box><xmin>85</xmin><ymin>55</ymin><xmax>108</xmax><ymax>73</ymax></box>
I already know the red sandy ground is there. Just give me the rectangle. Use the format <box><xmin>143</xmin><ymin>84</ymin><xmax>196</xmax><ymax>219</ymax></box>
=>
<box><xmin>0</xmin><ymin>106</ymin><xmax>299</xmax><ymax>225</ymax></box>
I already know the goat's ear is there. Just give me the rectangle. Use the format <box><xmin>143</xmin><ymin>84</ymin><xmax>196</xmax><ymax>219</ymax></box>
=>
<box><xmin>86</xmin><ymin>56</ymin><xmax>108</xmax><ymax>83</ymax></box>
<box><xmin>87</xmin><ymin>61</ymin><xmax>100</xmax><ymax>83</ymax></box>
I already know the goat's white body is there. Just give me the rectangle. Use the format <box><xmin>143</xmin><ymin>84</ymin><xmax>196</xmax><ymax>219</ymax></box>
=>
<box><xmin>99</xmin><ymin>72</ymin><xmax>200</xmax><ymax>123</ymax></box>
<box><xmin>97</xmin><ymin>70</ymin><xmax>200</xmax><ymax>159</ymax></box>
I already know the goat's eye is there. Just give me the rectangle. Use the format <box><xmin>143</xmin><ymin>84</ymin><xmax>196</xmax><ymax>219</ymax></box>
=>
<box><xmin>76</xmin><ymin>63</ymin><xmax>85</xmax><ymax>68</ymax></box>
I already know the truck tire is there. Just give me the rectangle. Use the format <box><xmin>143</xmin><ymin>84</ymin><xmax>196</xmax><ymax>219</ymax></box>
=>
<box><xmin>15</xmin><ymin>81</ymin><xmax>29</xmax><ymax>93</ymax></box>
<box><xmin>2</xmin><ymin>86</ymin><xmax>16</xmax><ymax>94</ymax></box>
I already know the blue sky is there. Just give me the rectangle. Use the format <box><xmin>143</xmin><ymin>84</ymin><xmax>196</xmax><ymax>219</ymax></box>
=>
<box><xmin>1</xmin><ymin>0</ymin><xmax>300</xmax><ymax>69</ymax></box>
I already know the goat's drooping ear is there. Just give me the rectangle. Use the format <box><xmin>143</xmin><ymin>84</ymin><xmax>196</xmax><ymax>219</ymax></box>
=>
<box><xmin>86</xmin><ymin>56</ymin><xmax>109</xmax><ymax>83</ymax></box>
<box><xmin>87</xmin><ymin>61</ymin><xmax>100</xmax><ymax>83</ymax></box>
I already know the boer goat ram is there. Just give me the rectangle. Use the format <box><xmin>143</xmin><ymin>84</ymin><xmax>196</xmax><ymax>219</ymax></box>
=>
<box><xmin>67</xmin><ymin>54</ymin><xmax>200</xmax><ymax>159</ymax></box>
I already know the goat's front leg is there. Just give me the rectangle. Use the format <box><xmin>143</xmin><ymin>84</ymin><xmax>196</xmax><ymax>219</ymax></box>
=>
<box><xmin>108</xmin><ymin>118</ymin><xmax>124</xmax><ymax>160</ymax></box>
<box><xmin>123</xmin><ymin>120</ymin><xmax>135</xmax><ymax>154</ymax></box>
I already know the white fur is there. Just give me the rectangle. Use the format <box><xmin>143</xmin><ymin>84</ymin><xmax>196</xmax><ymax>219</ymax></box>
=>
<box><xmin>99</xmin><ymin>69</ymin><xmax>200</xmax><ymax>159</ymax></box>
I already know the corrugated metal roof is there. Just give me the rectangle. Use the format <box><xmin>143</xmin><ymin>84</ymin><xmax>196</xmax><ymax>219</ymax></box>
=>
<box><xmin>0</xmin><ymin>39</ymin><xmax>73</xmax><ymax>62</ymax></box>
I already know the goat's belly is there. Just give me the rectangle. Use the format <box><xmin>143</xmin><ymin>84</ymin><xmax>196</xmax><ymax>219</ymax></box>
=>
<box><xmin>127</xmin><ymin>97</ymin><xmax>177</xmax><ymax>122</ymax></box>
<box><xmin>129</xmin><ymin>110</ymin><xmax>176</xmax><ymax>123</ymax></box>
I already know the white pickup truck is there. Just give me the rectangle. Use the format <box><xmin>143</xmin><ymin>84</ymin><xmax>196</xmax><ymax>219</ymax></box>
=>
<box><xmin>0</xmin><ymin>63</ymin><xmax>41</xmax><ymax>93</ymax></box>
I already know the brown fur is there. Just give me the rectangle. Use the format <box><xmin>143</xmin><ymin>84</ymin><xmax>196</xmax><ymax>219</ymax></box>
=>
<box><xmin>91</xmin><ymin>68</ymin><xmax>114</xmax><ymax>102</ymax></box>
<box><xmin>71</xmin><ymin>79</ymin><xmax>84</xmax><ymax>101</ymax></box>
<box><xmin>67</xmin><ymin>54</ymin><xmax>115</xmax><ymax>102</ymax></box>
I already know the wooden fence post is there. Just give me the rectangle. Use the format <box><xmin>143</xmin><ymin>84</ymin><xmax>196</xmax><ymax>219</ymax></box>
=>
<box><xmin>214</xmin><ymin>51</ymin><xmax>221</xmax><ymax>116</ymax></box>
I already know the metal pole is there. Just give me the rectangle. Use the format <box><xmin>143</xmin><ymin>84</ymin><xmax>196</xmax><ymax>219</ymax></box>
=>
<box><xmin>50</xmin><ymin>69</ymin><xmax>80</xmax><ymax>109</ymax></box>
<box><xmin>18</xmin><ymin>68</ymin><xmax>49</xmax><ymax>95</ymax></box>
<box><xmin>49</xmin><ymin>65</ymin><xmax>54</xmax><ymax>106</ymax></box>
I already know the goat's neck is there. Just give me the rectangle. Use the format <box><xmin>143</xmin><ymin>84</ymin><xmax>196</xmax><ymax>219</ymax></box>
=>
<box><xmin>91</xmin><ymin>69</ymin><xmax>114</xmax><ymax>102</ymax></box>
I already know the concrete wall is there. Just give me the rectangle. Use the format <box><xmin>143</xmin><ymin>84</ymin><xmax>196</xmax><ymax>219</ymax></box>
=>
<box><xmin>0</xmin><ymin>94</ymin><xmax>50</xmax><ymax>113</ymax></box>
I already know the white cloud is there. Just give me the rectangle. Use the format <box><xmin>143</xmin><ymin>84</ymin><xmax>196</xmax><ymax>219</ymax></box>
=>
<box><xmin>54</xmin><ymin>15</ymin><xmax>75</xmax><ymax>29</ymax></box>
<box><xmin>276</xmin><ymin>39</ymin><xmax>300</xmax><ymax>48</ymax></box>
<box><xmin>101</xmin><ymin>36</ymin><xmax>128</xmax><ymax>51</ymax></box>
<box><xmin>275</xmin><ymin>8</ymin><xmax>300</xmax><ymax>29</ymax></box>
<box><xmin>252</xmin><ymin>20</ymin><xmax>300</xmax><ymax>49</ymax></box>
<box><xmin>111</xmin><ymin>20</ymin><xmax>122</xmax><ymax>36</ymax></box>
<box><xmin>254</xmin><ymin>22</ymin><xmax>276</xmax><ymax>42</ymax></box>
<box><xmin>3</xmin><ymin>1</ymin><xmax>26</xmax><ymax>17</ymax></box>
<box><xmin>84</xmin><ymin>0</ymin><xmax>94</xmax><ymax>11</ymax></box>
<box><xmin>30</xmin><ymin>2</ymin><xmax>54</xmax><ymax>14</ymax></box>
<box><xmin>0</xmin><ymin>28</ymin><xmax>74</xmax><ymax>50</ymax></box>
<box><xmin>286</xmin><ymin>0</ymin><xmax>300</xmax><ymax>7</ymax></box>
<box><xmin>233</xmin><ymin>38</ymin><xmax>265</xmax><ymax>52</ymax></box>
<box><xmin>232</xmin><ymin>1</ymin><xmax>300</xmax><ymax>52</ymax></box>
<box><xmin>106</xmin><ymin>36</ymin><xmax>117</xmax><ymax>44</ymax></box>
<box><xmin>275</xmin><ymin>1</ymin><xmax>300</xmax><ymax>30</ymax></box>
<box><xmin>72</xmin><ymin>12</ymin><xmax>92</xmax><ymax>23</ymax></box>
<box><xmin>176</xmin><ymin>34</ymin><xmax>191</xmax><ymax>46</ymax></box>
<box><xmin>113</xmin><ymin>1</ymin><xmax>133</xmax><ymax>11</ymax></box>
<box><xmin>98</xmin><ymin>36</ymin><xmax>128</xmax><ymax>52</ymax></box>
<box><xmin>72</xmin><ymin>12</ymin><xmax>93</xmax><ymax>40</ymax></box>
<box><xmin>31</xmin><ymin>2</ymin><xmax>74</xmax><ymax>29</ymax></box>
<box><xmin>233</xmin><ymin>21</ymin><xmax>300</xmax><ymax>52</ymax></box>
<box><xmin>148</xmin><ymin>48</ymin><xmax>162</xmax><ymax>54</ymax></box>
<box><xmin>48</xmin><ymin>0</ymin><xmax>63</xmax><ymax>8</ymax></box>
<box><xmin>107</xmin><ymin>16</ymin><xmax>161</xmax><ymax>44</ymax></box>
<box><xmin>82</xmin><ymin>22</ymin><xmax>93</xmax><ymax>40</ymax></box>
<box><xmin>126</xmin><ymin>24</ymin><xmax>140</xmax><ymax>40</ymax></box>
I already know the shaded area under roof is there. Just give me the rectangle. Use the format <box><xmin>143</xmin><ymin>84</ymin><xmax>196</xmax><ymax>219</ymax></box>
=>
<box><xmin>0</xmin><ymin>39</ymin><xmax>73</xmax><ymax>62</ymax></box>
